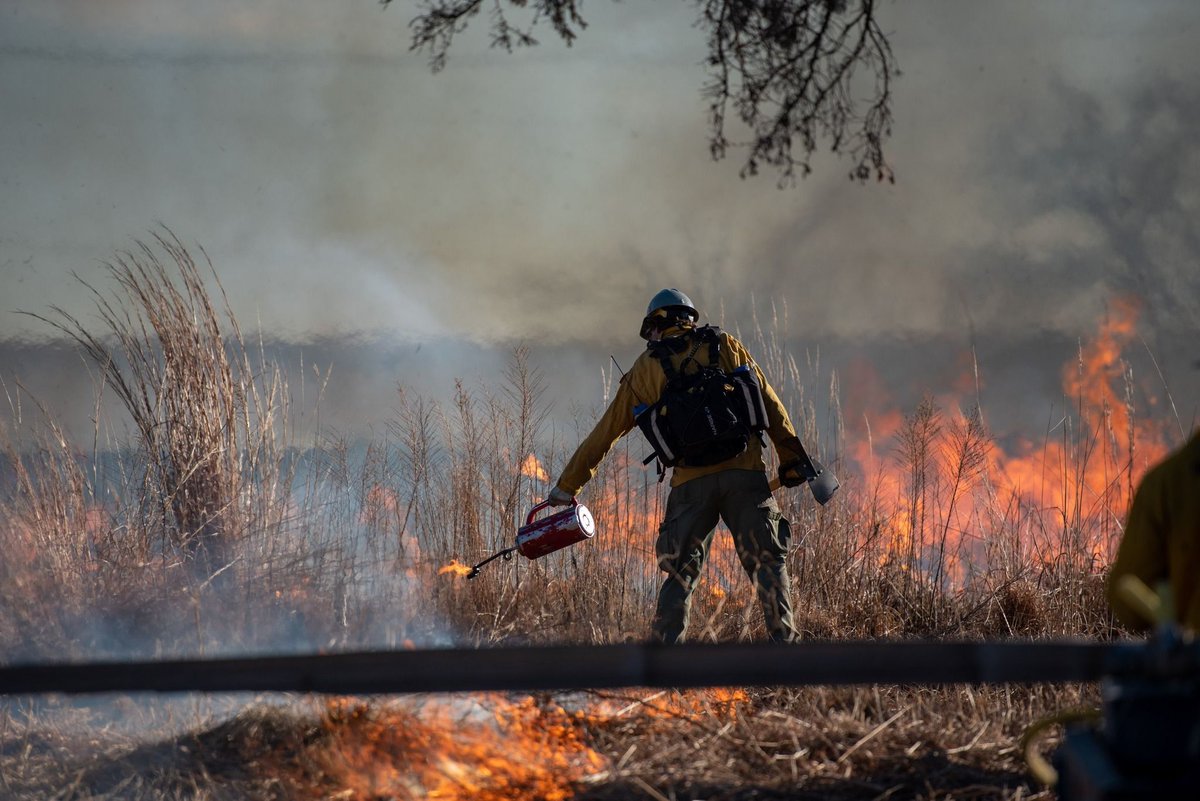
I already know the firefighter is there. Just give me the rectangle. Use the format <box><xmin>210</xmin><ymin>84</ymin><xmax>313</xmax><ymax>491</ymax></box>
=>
<box><xmin>1107</xmin><ymin>429</ymin><xmax>1200</xmax><ymax>633</ymax></box>
<box><xmin>547</xmin><ymin>289</ymin><xmax>814</xmax><ymax>644</ymax></box>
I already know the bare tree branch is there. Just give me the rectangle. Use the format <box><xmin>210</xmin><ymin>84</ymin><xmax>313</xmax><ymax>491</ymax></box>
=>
<box><xmin>383</xmin><ymin>0</ymin><xmax>897</xmax><ymax>184</ymax></box>
<box><xmin>699</xmin><ymin>0</ymin><xmax>897</xmax><ymax>184</ymax></box>
<box><xmin>389</xmin><ymin>0</ymin><xmax>587</xmax><ymax>72</ymax></box>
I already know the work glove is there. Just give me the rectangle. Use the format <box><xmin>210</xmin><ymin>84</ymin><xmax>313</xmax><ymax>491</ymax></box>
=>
<box><xmin>546</xmin><ymin>486</ymin><xmax>575</xmax><ymax>507</ymax></box>
<box><xmin>777</xmin><ymin>459</ymin><xmax>812</xmax><ymax>488</ymax></box>
<box><xmin>777</xmin><ymin>436</ymin><xmax>820</xmax><ymax>487</ymax></box>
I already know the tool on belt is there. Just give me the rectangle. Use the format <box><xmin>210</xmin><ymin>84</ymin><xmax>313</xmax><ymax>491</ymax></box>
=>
<box><xmin>467</xmin><ymin>497</ymin><xmax>596</xmax><ymax>579</ymax></box>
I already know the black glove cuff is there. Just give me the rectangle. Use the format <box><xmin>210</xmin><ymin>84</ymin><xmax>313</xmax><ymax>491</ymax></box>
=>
<box><xmin>777</xmin><ymin>459</ymin><xmax>810</xmax><ymax>488</ymax></box>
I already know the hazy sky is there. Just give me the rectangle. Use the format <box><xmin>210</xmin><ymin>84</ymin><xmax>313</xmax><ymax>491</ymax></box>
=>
<box><xmin>2</xmin><ymin>1</ymin><xmax>1199</xmax><ymax>434</ymax></box>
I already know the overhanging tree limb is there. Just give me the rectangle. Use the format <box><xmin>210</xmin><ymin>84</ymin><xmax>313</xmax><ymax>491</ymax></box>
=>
<box><xmin>383</xmin><ymin>0</ymin><xmax>898</xmax><ymax>184</ymax></box>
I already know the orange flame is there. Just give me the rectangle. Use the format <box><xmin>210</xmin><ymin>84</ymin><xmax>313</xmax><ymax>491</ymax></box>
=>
<box><xmin>306</xmin><ymin>695</ymin><xmax>606</xmax><ymax>801</ymax></box>
<box><xmin>439</xmin><ymin>560</ymin><xmax>473</xmax><ymax>578</ymax></box>
<box><xmin>294</xmin><ymin>690</ymin><xmax>762</xmax><ymax>799</ymax></box>
<box><xmin>843</xmin><ymin>294</ymin><xmax>1171</xmax><ymax>584</ymax></box>
<box><xmin>709</xmin><ymin>687</ymin><xmax>749</xmax><ymax>708</ymax></box>
<box><xmin>360</xmin><ymin>483</ymin><xmax>400</xmax><ymax>528</ymax></box>
<box><xmin>519</xmin><ymin>453</ymin><xmax>549</xmax><ymax>482</ymax></box>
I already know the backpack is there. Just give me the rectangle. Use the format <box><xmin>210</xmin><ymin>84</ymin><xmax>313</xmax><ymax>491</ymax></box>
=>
<box><xmin>634</xmin><ymin>326</ymin><xmax>769</xmax><ymax>471</ymax></box>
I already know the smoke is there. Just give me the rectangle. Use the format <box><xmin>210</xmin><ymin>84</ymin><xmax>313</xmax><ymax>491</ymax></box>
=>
<box><xmin>2</xmin><ymin>0</ymin><xmax>1200</xmax><ymax>434</ymax></box>
<box><xmin>982</xmin><ymin>79</ymin><xmax>1200</xmax><ymax>340</ymax></box>
<box><xmin>4</xmin><ymin>10</ymin><xmax>1200</xmax><ymax>764</ymax></box>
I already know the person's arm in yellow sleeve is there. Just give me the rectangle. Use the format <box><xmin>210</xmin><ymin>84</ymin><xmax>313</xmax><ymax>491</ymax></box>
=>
<box><xmin>554</xmin><ymin>375</ymin><xmax>641</xmax><ymax>497</ymax></box>
<box><xmin>1107</xmin><ymin>470</ymin><xmax>1169</xmax><ymax>631</ymax></box>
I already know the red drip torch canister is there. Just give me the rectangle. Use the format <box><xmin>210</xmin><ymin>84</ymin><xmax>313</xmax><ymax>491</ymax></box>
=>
<box><xmin>516</xmin><ymin>498</ymin><xmax>596</xmax><ymax>559</ymax></box>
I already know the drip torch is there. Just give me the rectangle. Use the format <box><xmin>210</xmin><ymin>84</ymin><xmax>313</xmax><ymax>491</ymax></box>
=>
<box><xmin>467</xmin><ymin>497</ymin><xmax>596</xmax><ymax>579</ymax></box>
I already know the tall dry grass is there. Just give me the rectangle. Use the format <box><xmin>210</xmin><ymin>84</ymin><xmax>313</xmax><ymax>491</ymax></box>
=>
<box><xmin>0</xmin><ymin>247</ymin><xmax>1166</xmax><ymax>657</ymax></box>
<box><xmin>3</xmin><ymin>234</ymin><xmax>391</xmax><ymax>658</ymax></box>
<box><xmin>2</xmin><ymin>243</ymin><xmax>1179</xmax><ymax>800</ymax></box>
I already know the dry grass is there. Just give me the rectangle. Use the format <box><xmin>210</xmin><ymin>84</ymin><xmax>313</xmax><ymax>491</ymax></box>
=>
<box><xmin>0</xmin><ymin>240</ymin><xmax>1169</xmax><ymax>799</ymax></box>
<box><xmin>0</xmin><ymin>683</ymin><xmax>1087</xmax><ymax>800</ymax></box>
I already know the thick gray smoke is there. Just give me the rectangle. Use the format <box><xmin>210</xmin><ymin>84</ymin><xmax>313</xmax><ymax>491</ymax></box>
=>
<box><xmin>2</xmin><ymin>0</ymin><xmax>1198</xmax><ymax>439</ymax></box>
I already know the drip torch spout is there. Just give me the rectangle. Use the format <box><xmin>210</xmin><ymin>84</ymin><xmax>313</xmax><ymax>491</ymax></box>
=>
<box><xmin>466</xmin><ymin>546</ymin><xmax>518</xmax><ymax>580</ymax></box>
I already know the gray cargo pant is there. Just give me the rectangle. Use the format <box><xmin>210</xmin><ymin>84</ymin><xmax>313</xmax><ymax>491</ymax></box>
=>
<box><xmin>651</xmin><ymin>469</ymin><xmax>797</xmax><ymax>644</ymax></box>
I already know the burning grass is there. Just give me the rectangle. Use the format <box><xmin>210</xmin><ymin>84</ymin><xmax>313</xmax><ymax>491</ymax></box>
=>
<box><xmin>0</xmin><ymin>237</ymin><xmax>1185</xmax><ymax>798</ymax></box>
<box><xmin>0</xmin><ymin>683</ymin><xmax>1082</xmax><ymax>800</ymax></box>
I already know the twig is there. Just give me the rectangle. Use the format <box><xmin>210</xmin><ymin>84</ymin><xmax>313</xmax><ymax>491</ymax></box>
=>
<box><xmin>946</xmin><ymin>721</ymin><xmax>989</xmax><ymax>755</ymax></box>
<box><xmin>837</xmin><ymin>706</ymin><xmax>908</xmax><ymax>764</ymax></box>
<box><xmin>630</xmin><ymin>775</ymin><xmax>673</xmax><ymax>801</ymax></box>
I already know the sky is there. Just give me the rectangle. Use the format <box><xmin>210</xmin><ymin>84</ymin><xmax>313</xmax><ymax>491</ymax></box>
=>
<box><xmin>2</xmin><ymin>0</ymin><xmax>1198</xmax><ymax>440</ymax></box>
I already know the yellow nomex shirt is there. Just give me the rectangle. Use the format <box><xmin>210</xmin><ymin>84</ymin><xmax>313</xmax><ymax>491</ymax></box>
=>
<box><xmin>1107</xmin><ymin>432</ymin><xmax>1200</xmax><ymax>632</ymax></box>
<box><xmin>555</xmin><ymin>326</ymin><xmax>806</xmax><ymax>495</ymax></box>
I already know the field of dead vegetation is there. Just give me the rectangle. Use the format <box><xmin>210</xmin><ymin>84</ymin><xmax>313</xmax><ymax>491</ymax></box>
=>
<box><xmin>0</xmin><ymin>235</ymin><xmax>1174</xmax><ymax>799</ymax></box>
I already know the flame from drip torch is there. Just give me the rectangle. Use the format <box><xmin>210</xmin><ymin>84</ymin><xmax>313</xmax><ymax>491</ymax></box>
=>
<box><xmin>438</xmin><ymin>560</ymin><xmax>473</xmax><ymax>578</ymax></box>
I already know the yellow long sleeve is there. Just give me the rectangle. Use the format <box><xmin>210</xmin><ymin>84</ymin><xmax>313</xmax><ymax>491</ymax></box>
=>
<box><xmin>1106</xmin><ymin>433</ymin><xmax>1200</xmax><ymax>632</ymax></box>
<box><xmin>555</xmin><ymin>329</ymin><xmax>802</xmax><ymax>495</ymax></box>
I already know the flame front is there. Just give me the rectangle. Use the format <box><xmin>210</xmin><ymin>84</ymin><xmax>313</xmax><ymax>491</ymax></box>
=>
<box><xmin>843</xmin><ymin>293</ymin><xmax>1172</xmax><ymax>583</ymax></box>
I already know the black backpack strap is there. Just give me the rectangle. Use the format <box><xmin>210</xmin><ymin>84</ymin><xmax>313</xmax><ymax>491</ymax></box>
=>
<box><xmin>676</xmin><ymin>337</ymin><xmax>705</xmax><ymax>377</ymax></box>
<box><xmin>643</xmin><ymin>452</ymin><xmax>668</xmax><ymax>482</ymax></box>
<box><xmin>703</xmin><ymin>326</ymin><xmax>721</xmax><ymax>366</ymax></box>
<box><xmin>679</xmin><ymin>326</ymin><xmax>720</xmax><ymax>375</ymax></box>
<box><xmin>650</xmin><ymin>331</ymin><xmax>707</xmax><ymax>384</ymax></box>
<box><xmin>649</xmin><ymin>341</ymin><xmax>678</xmax><ymax>382</ymax></box>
